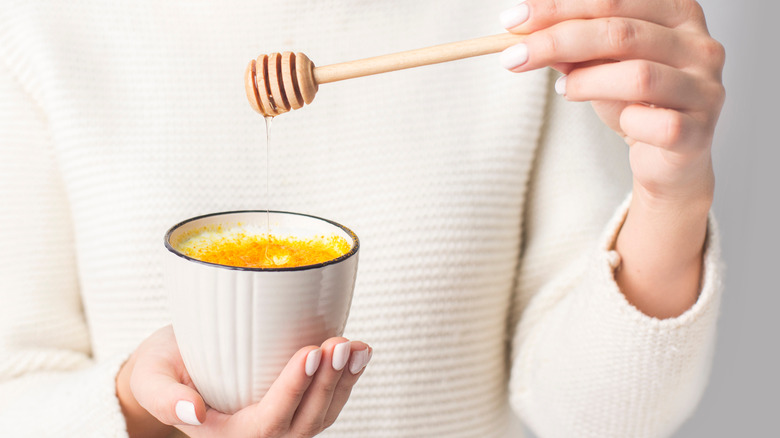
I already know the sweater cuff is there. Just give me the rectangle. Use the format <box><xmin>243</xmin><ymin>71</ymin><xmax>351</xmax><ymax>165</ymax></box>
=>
<box><xmin>508</xmin><ymin>195</ymin><xmax>723</xmax><ymax>437</ymax></box>
<box><xmin>596</xmin><ymin>193</ymin><xmax>723</xmax><ymax>327</ymax></box>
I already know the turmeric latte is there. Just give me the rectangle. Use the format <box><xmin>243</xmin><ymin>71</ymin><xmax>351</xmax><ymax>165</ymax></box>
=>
<box><xmin>174</xmin><ymin>224</ymin><xmax>351</xmax><ymax>269</ymax></box>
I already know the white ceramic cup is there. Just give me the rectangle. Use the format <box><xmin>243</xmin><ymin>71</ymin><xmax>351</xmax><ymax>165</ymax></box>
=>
<box><xmin>164</xmin><ymin>210</ymin><xmax>359</xmax><ymax>414</ymax></box>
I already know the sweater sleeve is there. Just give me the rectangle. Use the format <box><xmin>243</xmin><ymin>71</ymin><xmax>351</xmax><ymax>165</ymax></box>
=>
<box><xmin>0</xmin><ymin>62</ymin><xmax>130</xmax><ymax>437</ymax></box>
<box><xmin>508</xmin><ymin>71</ymin><xmax>723</xmax><ymax>438</ymax></box>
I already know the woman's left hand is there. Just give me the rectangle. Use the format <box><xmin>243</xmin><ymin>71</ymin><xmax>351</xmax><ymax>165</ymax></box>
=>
<box><xmin>500</xmin><ymin>0</ymin><xmax>725</xmax><ymax>204</ymax></box>
<box><xmin>499</xmin><ymin>0</ymin><xmax>726</xmax><ymax>318</ymax></box>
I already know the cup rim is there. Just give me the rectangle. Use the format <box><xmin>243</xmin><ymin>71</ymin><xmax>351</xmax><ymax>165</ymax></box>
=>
<box><xmin>164</xmin><ymin>210</ymin><xmax>360</xmax><ymax>272</ymax></box>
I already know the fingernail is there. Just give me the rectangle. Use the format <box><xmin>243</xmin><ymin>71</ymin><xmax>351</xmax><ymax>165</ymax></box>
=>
<box><xmin>332</xmin><ymin>341</ymin><xmax>351</xmax><ymax>371</ymax></box>
<box><xmin>500</xmin><ymin>43</ymin><xmax>528</xmax><ymax>70</ymax></box>
<box><xmin>555</xmin><ymin>75</ymin><xmax>568</xmax><ymax>96</ymax></box>
<box><xmin>500</xmin><ymin>2</ymin><xmax>530</xmax><ymax>29</ymax></box>
<box><xmin>364</xmin><ymin>347</ymin><xmax>373</xmax><ymax>368</ymax></box>
<box><xmin>348</xmin><ymin>349</ymin><xmax>370</xmax><ymax>375</ymax></box>
<box><xmin>175</xmin><ymin>400</ymin><xmax>201</xmax><ymax>426</ymax></box>
<box><xmin>305</xmin><ymin>348</ymin><xmax>322</xmax><ymax>377</ymax></box>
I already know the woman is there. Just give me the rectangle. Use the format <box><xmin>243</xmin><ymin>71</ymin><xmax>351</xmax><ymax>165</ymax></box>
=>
<box><xmin>0</xmin><ymin>0</ymin><xmax>725</xmax><ymax>436</ymax></box>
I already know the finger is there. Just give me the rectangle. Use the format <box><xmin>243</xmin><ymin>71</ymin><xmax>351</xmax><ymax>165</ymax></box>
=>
<box><xmin>131</xmin><ymin>350</ymin><xmax>207</xmax><ymax>427</ymax></box>
<box><xmin>561</xmin><ymin>60</ymin><xmax>717</xmax><ymax>110</ymax></box>
<box><xmin>502</xmin><ymin>18</ymin><xmax>708</xmax><ymax>73</ymax></box>
<box><xmin>592</xmin><ymin>99</ymin><xmax>631</xmax><ymax>136</ymax></box>
<box><xmin>501</xmin><ymin>0</ymin><xmax>708</xmax><ymax>33</ymax></box>
<box><xmin>552</xmin><ymin>59</ymin><xmax>612</xmax><ymax>76</ymax></box>
<box><xmin>619</xmin><ymin>104</ymin><xmax>708</xmax><ymax>152</ymax></box>
<box><xmin>289</xmin><ymin>337</ymin><xmax>352</xmax><ymax>436</ymax></box>
<box><xmin>251</xmin><ymin>345</ymin><xmax>322</xmax><ymax>434</ymax></box>
<box><xmin>322</xmin><ymin>344</ymin><xmax>372</xmax><ymax>429</ymax></box>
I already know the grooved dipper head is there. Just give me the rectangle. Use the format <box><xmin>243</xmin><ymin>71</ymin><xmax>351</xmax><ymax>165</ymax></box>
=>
<box><xmin>245</xmin><ymin>52</ymin><xmax>318</xmax><ymax>117</ymax></box>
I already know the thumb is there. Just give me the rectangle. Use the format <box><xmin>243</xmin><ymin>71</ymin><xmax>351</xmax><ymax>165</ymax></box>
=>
<box><xmin>129</xmin><ymin>331</ymin><xmax>207</xmax><ymax>427</ymax></box>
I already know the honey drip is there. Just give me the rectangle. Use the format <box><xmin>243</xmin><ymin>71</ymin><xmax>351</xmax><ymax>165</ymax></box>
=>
<box><xmin>263</xmin><ymin>115</ymin><xmax>273</xmax><ymax>231</ymax></box>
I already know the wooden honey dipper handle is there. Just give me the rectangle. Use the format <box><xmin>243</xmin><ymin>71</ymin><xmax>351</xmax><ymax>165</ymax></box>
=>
<box><xmin>313</xmin><ymin>33</ymin><xmax>525</xmax><ymax>84</ymax></box>
<box><xmin>246</xmin><ymin>33</ymin><xmax>525</xmax><ymax>116</ymax></box>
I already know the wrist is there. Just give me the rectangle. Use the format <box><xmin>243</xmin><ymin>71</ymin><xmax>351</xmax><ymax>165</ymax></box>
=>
<box><xmin>631</xmin><ymin>152</ymin><xmax>715</xmax><ymax>214</ymax></box>
<box><xmin>621</xmin><ymin>181</ymin><xmax>711</xmax><ymax>270</ymax></box>
<box><xmin>117</xmin><ymin>353</ymin><xmax>174</xmax><ymax>438</ymax></box>
<box><xmin>613</xmin><ymin>181</ymin><xmax>712</xmax><ymax>319</ymax></box>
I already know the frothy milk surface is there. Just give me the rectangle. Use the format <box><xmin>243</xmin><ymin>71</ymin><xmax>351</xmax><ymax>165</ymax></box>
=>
<box><xmin>174</xmin><ymin>224</ymin><xmax>351</xmax><ymax>269</ymax></box>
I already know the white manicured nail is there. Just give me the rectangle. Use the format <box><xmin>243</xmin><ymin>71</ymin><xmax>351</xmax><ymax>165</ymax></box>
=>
<box><xmin>305</xmin><ymin>348</ymin><xmax>322</xmax><ymax>376</ymax></box>
<box><xmin>500</xmin><ymin>3</ymin><xmax>529</xmax><ymax>29</ymax></box>
<box><xmin>555</xmin><ymin>75</ymin><xmax>568</xmax><ymax>96</ymax></box>
<box><xmin>500</xmin><ymin>43</ymin><xmax>528</xmax><ymax>70</ymax></box>
<box><xmin>332</xmin><ymin>341</ymin><xmax>351</xmax><ymax>371</ymax></box>
<box><xmin>365</xmin><ymin>347</ymin><xmax>373</xmax><ymax>368</ymax></box>
<box><xmin>348</xmin><ymin>349</ymin><xmax>370</xmax><ymax>375</ymax></box>
<box><xmin>175</xmin><ymin>400</ymin><xmax>201</xmax><ymax>426</ymax></box>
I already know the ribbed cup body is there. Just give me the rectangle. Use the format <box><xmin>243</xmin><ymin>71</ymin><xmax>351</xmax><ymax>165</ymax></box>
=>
<box><xmin>164</xmin><ymin>211</ymin><xmax>359</xmax><ymax>414</ymax></box>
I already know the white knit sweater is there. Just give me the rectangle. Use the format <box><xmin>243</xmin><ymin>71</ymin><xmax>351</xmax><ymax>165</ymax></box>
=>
<box><xmin>0</xmin><ymin>1</ymin><xmax>722</xmax><ymax>437</ymax></box>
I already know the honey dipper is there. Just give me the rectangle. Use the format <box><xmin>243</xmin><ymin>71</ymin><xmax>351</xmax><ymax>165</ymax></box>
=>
<box><xmin>245</xmin><ymin>33</ymin><xmax>525</xmax><ymax>116</ymax></box>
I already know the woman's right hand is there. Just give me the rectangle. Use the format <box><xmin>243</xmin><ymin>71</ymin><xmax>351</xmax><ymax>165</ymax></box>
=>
<box><xmin>117</xmin><ymin>326</ymin><xmax>372</xmax><ymax>438</ymax></box>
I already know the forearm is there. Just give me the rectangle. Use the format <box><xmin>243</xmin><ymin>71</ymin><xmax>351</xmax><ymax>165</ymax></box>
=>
<box><xmin>615</xmin><ymin>173</ymin><xmax>714</xmax><ymax>319</ymax></box>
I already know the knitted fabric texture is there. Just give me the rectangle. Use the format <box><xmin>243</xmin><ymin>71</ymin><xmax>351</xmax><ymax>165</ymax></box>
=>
<box><xmin>0</xmin><ymin>1</ymin><xmax>722</xmax><ymax>437</ymax></box>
